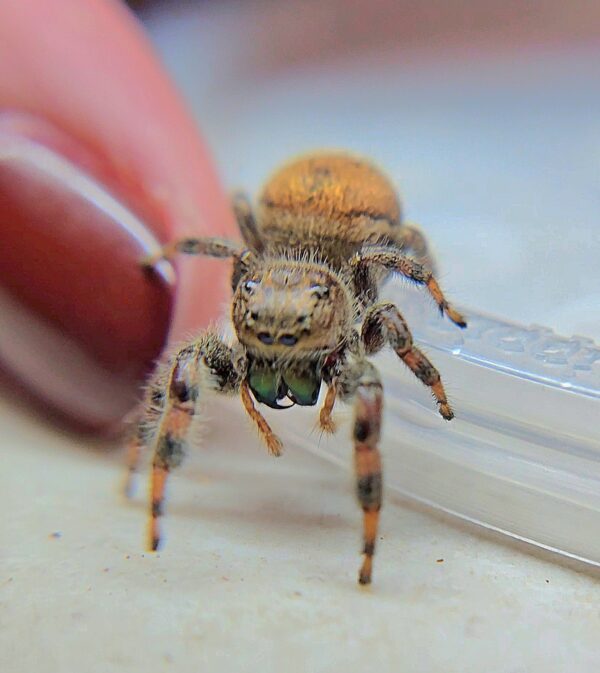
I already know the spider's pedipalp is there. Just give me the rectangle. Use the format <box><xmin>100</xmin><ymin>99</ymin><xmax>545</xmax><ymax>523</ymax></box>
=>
<box><xmin>240</xmin><ymin>381</ymin><xmax>283</xmax><ymax>456</ymax></box>
<box><xmin>318</xmin><ymin>382</ymin><xmax>338</xmax><ymax>434</ymax></box>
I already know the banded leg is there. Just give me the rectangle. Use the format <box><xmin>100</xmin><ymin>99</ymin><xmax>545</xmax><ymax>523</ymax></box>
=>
<box><xmin>136</xmin><ymin>334</ymin><xmax>242</xmax><ymax>551</ymax></box>
<box><xmin>362</xmin><ymin>302</ymin><xmax>454</xmax><ymax>420</ymax></box>
<box><xmin>338</xmin><ymin>361</ymin><xmax>384</xmax><ymax>585</ymax></box>
<box><xmin>354</xmin><ymin>368</ymin><xmax>383</xmax><ymax>585</ymax></box>
<box><xmin>392</xmin><ymin>223</ymin><xmax>437</xmax><ymax>274</ymax></box>
<box><xmin>351</xmin><ymin>246</ymin><xmax>466</xmax><ymax>328</ymax></box>
<box><xmin>232</xmin><ymin>191</ymin><xmax>265</xmax><ymax>253</ymax></box>
<box><xmin>142</xmin><ymin>235</ymin><xmax>243</xmax><ymax>268</ymax></box>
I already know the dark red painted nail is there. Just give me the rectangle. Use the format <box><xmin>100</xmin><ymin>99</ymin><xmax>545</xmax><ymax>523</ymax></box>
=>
<box><xmin>0</xmin><ymin>117</ymin><xmax>174</xmax><ymax>434</ymax></box>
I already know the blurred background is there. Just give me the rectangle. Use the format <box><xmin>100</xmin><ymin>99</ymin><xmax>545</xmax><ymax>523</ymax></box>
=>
<box><xmin>133</xmin><ymin>0</ymin><xmax>600</xmax><ymax>339</ymax></box>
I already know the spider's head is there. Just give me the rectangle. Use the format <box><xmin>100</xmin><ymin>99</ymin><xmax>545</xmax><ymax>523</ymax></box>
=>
<box><xmin>232</xmin><ymin>261</ymin><xmax>351</xmax><ymax>358</ymax></box>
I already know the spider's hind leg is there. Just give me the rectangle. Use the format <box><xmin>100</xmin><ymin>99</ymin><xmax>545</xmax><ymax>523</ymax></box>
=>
<box><xmin>231</xmin><ymin>191</ymin><xmax>265</xmax><ymax>253</ymax></box>
<box><xmin>391</xmin><ymin>222</ymin><xmax>437</xmax><ymax>274</ymax></box>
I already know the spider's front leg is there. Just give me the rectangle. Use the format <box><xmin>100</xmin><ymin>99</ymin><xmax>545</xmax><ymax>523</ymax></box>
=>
<box><xmin>351</xmin><ymin>246</ymin><xmax>467</xmax><ymax>328</ymax></box>
<box><xmin>141</xmin><ymin>236</ymin><xmax>243</xmax><ymax>269</ymax></box>
<box><xmin>127</xmin><ymin>333</ymin><xmax>242</xmax><ymax>552</ymax></box>
<box><xmin>338</xmin><ymin>361</ymin><xmax>384</xmax><ymax>585</ymax></box>
<box><xmin>362</xmin><ymin>302</ymin><xmax>454</xmax><ymax>420</ymax></box>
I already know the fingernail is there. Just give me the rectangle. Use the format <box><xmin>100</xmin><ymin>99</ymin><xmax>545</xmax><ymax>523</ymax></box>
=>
<box><xmin>0</xmin><ymin>114</ymin><xmax>174</xmax><ymax>434</ymax></box>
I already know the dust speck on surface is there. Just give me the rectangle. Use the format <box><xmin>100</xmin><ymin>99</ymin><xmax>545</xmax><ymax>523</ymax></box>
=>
<box><xmin>436</xmin><ymin>558</ymin><xmax>444</xmax><ymax>563</ymax></box>
<box><xmin>49</xmin><ymin>531</ymin><xmax>62</xmax><ymax>539</ymax></box>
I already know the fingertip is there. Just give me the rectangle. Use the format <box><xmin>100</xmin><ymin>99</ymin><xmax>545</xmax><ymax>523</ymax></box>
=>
<box><xmin>0</xmin><ymin>1</ymin><xmax>236</xmax><ymax>430</ymax></box>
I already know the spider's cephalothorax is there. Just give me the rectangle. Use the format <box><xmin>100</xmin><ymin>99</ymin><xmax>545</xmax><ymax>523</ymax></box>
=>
<box><xmin>232</xmin><ymin>258</ymin><xmax>353</xmax><ymax>409</ymax></box>
<box><xmin>125</xmin><ymin>152</ymin><xmax>467</xmax><ymax>586</ymax></box>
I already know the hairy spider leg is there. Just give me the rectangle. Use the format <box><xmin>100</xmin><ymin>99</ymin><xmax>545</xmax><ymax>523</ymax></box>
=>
<box><xmin>350</xmin><ymin>366</ymin><xmax>383</xmax><ymax>585</ymax></box>
<box><xmin>142</xmin><ymin>235</ymin><xmax>243</xmax><ymax>268</ymax></box>
<box><xmin>362</xmin><ymin>302</ymin><xmax>454</xmax><ymax>420</ymax></box>
<box><xmin>148</xmin><ymin>347</ymin><xmax>202</xmax><ymax>551</ymax></box>
<box><xmin>352</xmin><ymin>246</ymin><xmax>467</xmax><ymax>328</ymax></box>
<box><xmin>129</xmin><ymin>334</ymin><xmax>241</xmax><ymax>551</ymax></box>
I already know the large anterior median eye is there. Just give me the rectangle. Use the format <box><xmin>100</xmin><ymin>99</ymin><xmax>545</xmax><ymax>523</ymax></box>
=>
<box><xmin>278</xmin><ymin>334</ymin><xmax>298</xmax><ymax>346</ymax></box>
<box><xmin>244</xmin><ymin>279</ymin><xmax>259</xmax><ymax>293</ymax></box>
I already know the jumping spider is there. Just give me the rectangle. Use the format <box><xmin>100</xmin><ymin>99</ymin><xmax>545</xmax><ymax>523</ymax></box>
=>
<box><xmin>126</xmin><ymin>152</ymin><xmax>466</xmax><ymax>585</ymax></box>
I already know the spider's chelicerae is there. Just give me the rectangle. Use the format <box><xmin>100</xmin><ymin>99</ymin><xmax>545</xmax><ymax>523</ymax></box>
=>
<box><xmin>126</xmin><ymin>152</ymin><xmax>466</xmax><ymax>585</ymax></box>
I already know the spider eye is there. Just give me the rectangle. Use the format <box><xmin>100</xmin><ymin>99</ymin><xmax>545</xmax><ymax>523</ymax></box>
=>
<box><xmin>244</xmin><ymin>279</ymin><xmax>259</xmax><ymax>293</ymax></box>
<box><xmin>311</xmin><ymin>284</ymin><xmax>329</xmax><ymax>299</ymax></box>
<box><xmin>257</xmin><ymin>332</ymin><xmax>274</xmax><ymax>345</ymax></box>
<box><xmin>279</xmin><ymin>334</ymin><xmax>298</xmax><ymax>347</ymax></box>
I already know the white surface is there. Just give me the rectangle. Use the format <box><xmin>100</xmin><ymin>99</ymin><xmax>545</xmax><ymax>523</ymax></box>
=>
<box><xmin>3</xmin><ymin>396</ymin><xmax>600</xmax><ymax>673</ymax></box>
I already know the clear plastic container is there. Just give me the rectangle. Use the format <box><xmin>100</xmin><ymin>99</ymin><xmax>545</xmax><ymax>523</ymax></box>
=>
<box><xmin>282</xmin><ymin>285</ymin><xmax>600</xmax><ymax>566</ymax></box>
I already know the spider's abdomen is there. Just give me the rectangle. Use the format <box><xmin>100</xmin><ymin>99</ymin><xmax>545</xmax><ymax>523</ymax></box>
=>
<box><xmin>257</xmin><ymin>152</ymin><xmax>403</xmax><ymax>261</ymax></box>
